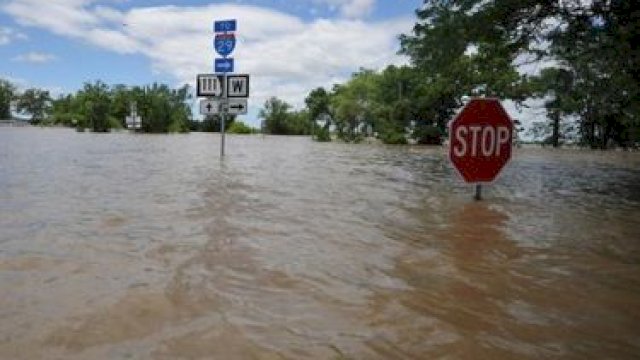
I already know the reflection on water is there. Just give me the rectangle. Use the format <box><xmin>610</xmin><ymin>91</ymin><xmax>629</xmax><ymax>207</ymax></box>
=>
<box><xmin>1</xmin><ymin>127</ymin><xmax>640</xmax><ymax>359</ymax></box>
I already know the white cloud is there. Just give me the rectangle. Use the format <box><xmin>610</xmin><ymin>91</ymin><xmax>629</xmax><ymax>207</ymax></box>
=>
<box><xmin>2</xmin><ymin>1</ymin><xmax>412</xmax><ymax>116</ymax></box>
<box><xmin>315</xmin><ymin>0</ymin><xmax>376</xmax><ymax>18</ymax></box>
<box><xmin>1</xmin><ymin>73</ymin><xmax>64</xmax><ymax>97</ymax></box>
<box><xmin>12</xmin><ymin>51</ymin><xmax>57</xmax><ymax>63</ymax></box>
<box><xmin>0</xmin><ymin>26</ymin><xmax>27</xmax><ymax>45</ymax></box>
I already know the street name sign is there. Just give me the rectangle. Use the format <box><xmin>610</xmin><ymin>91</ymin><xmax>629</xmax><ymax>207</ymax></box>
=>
<box><xmin>214</xmin><ymin>19</ymin><xmax>237</xmax><ymax>33</ymax></box>
<box><xmin>215</xmin><ymin>58</ymin><xmax>234</xmax><ymax>73</ymax></box>
<box><xmin>226</xmin><ymin>74</ymin><xmax>249</xmax><ymax>98</ymax></box>
<box><xmin>196</xmin><ymin>74</ymin><xmax>224</xmax><ymax>97</ymax></box>
<box><xmin>449</xmin><ymin>98</ymin><xmax>513</xmax><ymax>183</ymax></box>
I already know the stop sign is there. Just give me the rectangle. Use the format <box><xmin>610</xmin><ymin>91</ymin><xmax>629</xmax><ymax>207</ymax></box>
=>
<box><xmin>449</xmin><ymin>98</ymin><xmax>513</xmax><ymax>183</ymax></box>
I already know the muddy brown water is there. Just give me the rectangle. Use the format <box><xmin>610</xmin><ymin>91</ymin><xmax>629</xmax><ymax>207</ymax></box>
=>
<box><xmin>1</xmin><ymin>127</ymin><xmax>640</xmax><ymax>359</ymax></box>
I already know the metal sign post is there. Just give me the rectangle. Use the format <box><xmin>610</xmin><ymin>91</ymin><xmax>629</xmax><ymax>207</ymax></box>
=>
<box><xmin>220</xmin><ymin>73</ymin><xmax>227</xmax><ymax>157</ymax></box>
<box><xmin>196</xmin><ymin>19</ymin><xmax>250</xmax><ymax>157</ymax></box>
<box><xmin>213</xmin><ymin>20</ymin><xmax>236</xmax><ymax>157</ymax></box>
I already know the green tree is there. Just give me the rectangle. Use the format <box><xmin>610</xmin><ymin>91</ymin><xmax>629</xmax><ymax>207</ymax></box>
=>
<box><xmin>260</xmin><ymin>97</ymin><xmax>291</xmax><ymax>135</ymax></box>
<box><xmin>305</xmin><ymin>87</ymin><xmax>333</xmax><ymax>141</ymax></box>
<box><xmin>227</xmin><ymin>120</ymin><xmax>254</xmax><ymax>134</ymax></box>
<box><xmin>76</xmin><ymin>81</ymin><xmax>111</xmax><ymax>132</ymax></box>
<box><xmin>0</xmin><ymin>79</ymin><xmax>16</xmax><ymax>119</ymax></box>
<box><xmin>50</xmin><ymin>94</ymin><xmax>77</xmax><ymax>126</ymax></box>
<box><xmin>331</xmin><ymin>69</ymin><xmax>379</xmax><ymax>142</ymax></box>
<box><xmin>545</xmin><ymin>0</ymin><xmax>640</xmax><ymax>148</ymax></box>
<box><xmin>401</xmin><ymin>0</ymin><xmax>639</xmax><ymax>148</ymax></box>
<box><xmin>16</xmin><ymin>88</ymin><xmax>51</xmax><ymax>124</ymax></box>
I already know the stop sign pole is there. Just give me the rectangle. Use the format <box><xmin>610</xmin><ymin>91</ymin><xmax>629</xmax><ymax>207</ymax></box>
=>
<box><xmin>449</xmin><ymin>98</ymin><xmax>513</xmax><ymax>200</ymax></box>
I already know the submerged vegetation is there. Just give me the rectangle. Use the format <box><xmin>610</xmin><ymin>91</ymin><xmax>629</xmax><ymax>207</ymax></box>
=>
<box><xmin>295</xmin><ymin>0</ymin><xmax>640</xmax><ymax>148</ymax></box>
<box><xmin>1</xmin><ymin>80</ymin><xmax>193</xmax><ymax>133</ymax></box>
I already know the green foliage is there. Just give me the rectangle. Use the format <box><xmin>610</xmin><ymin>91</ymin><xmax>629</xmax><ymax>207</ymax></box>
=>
<box><xmin>191</xmin><ymin>114</ymin><xmax>236</xmax><ymax>132</ymax></box>
<box><xmin>16</xmin><ymin>88</ymin><xmax>51</xmax><ymax>124</ymax></box>
<box><xmin>397</xmin><ymin>0</ymin><xmax>640</xmax><ymax>149</ymax></box>
<box><xmin>227</xmin><ymin>120</ymin><xmax>254</xmax><ymax>134</ymax></box>
<box><xmin>108</xmin><ymin>115</ymin><xmax>123</xmax><ymax>130</ymax></box>
<box><xmin>297</xmin><ymin>0</ymin><xmax>639</xmax><ymax>148</ymax></box>
<box><xmin>413</xmin><ymin>125</ymin><xmax>442</xmax><ymax>145</ymax></box>
<box><xmin>77</xmin><ymin>81</ymin><xmax>111</xmax><ymax>132</ymax></box>
<box><xmin>314</xmin><ymin>126</ymin><xmax>332</xmax><ymax>142</ymax></box>
<box><xmin>305</xmin><ymin>87</ymin><xmax>332</xmax><ymax>123</ymax></box>
<box><xmin>305</xmin><ymin>87</ymin><xmax>333</xmax><ymax>142</ymax></box>
<box><xmin>48</xmin><ymin>81</ymin><xmax>192</xmax><ymax>133</ymax></box>
<box><xmin>0</xmin><ymin>79</ymin><xmax>16</xmax><ymax>119</ymax></box>
<box><xmin>259</xmin><ymin>97</ymin><xmax>311</xmax><ymax>135</ymax></box>
<box><xmin>379</xmin><ymin>131</ymin><xmax>407</xmax><ymax>145</ymax></box>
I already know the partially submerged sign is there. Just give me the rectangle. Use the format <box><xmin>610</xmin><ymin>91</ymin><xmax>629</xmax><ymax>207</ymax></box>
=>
<box><xmin>449</xmin><ymin>98</ymin><xmax>513</xmax><ymax>184</ymax></box>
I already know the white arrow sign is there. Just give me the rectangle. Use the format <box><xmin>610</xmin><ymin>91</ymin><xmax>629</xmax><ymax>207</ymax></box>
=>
<box><xmin>196</xmin><ymin>74</ymin><xmax>224</xmax><ymax>97</ymax></box>
<box><xmin>226</xmin><ymin>99</ymin><xmax>248</xmax><ymax>115</ymax></box>
<box><xmin>200</xmin><ymin>99</ymin><xmax>221</xmax><ymax>115</ymax></box>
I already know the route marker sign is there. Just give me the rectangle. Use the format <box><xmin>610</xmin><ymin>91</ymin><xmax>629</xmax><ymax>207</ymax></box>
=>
<box><xmin>200</xmin><ymin>99</ymin><xmax>221</xmax><ymax>115</ymax></box>
<box><xmin>215</xmin><ymin>58</ymin><xmax>234</xmax><ymax>73</ymax></box>
<box><xmin>196</xmin><ymin>74</ymin><xmax>224</xmax><ymax>97</ymax></box>
<box><xmin>214</xmin><ymin>19</ymin><xmax>237</xmax><ymax>33</ymax></box>
<box><xmin>226</xmin><ymin>74</ymin><xmax>249</xmax><ymax>98</ymax></box>
<box><xmin>449</xmin><ymin>98</ymin><xmax>513</xmax><ymax>184</ymax></box>
<box><xmin>196</xmin><ymin>18</ymin><xmax>246</xmax><ymax>157</ymax></box>
<box><xmin>214</xmin><ymin>33</ymin><xmax>236</xmax><ymax>57</ymax></box>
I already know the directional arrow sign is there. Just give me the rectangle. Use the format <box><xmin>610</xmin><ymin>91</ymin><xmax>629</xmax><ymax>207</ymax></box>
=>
<box><xmin>226</xmin><ymin>74</ymin><xmax>249</xmax><ymax>98</ymax></box>
<box><xmin>227</xmin><ymin>99</ymin><xmax>248</xmax><ymax>115</ymax></box>
<box><xmin>215</xmin><ymin>58</ymin><xmax>234</xmax><ymax>73</ymax></box>
<box><xmin>200</xmin><ymin>99</ymin><xmax>221</xmax><ymax>115</ymax></box>
<box><xmin>196</xmin><ymin>74</ymin><xmax>224</xmax><ymax>97</ymax></box>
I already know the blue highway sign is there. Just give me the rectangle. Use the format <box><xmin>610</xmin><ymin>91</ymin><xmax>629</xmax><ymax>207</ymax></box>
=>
<box><xmin>215</xmin><ymin>58</ymin><xmax>234</xmax><ymax>73</ymax></box>
<box><xmin>214</xmin><ymin>33</ymin><xmax>236</xmax><ymax>57</ymax></box>
<box><xmin>214</xmin><ymin>19</ymin><xmax>237</xmax><ymax>33</ymax></box>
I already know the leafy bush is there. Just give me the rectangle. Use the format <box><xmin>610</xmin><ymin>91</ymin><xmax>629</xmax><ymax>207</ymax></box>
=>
<box><xmin>314</xmin><ymin>127</ymin><xmax>332</xmax><ymax>142</ymax></box>
<box><xmin>227</xmin><ymin>120</ymin><xmax>254</xmax><ymax>134</ymax></box>
<box><xmin>413</xmin><ymin>125</ymin><xmax>442</xmax><ymax>145</ymax></box>
<box><xmin>379</xmin><ymin>131</ymin><xmax>407</xmax><ymax>144</ymax></box>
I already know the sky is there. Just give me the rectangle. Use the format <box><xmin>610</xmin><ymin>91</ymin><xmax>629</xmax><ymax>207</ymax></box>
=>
<box><xmin>0</xmin><ymin>0</ymin><xmax>423</xmax><ymax>125</ymax></box>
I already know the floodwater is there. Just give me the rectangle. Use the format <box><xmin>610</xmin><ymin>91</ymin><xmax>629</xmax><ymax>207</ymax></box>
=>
<box><xmin>1</xmin><ymin>127</ymin><xmax>640</xmax><ymax>359</ymax></box>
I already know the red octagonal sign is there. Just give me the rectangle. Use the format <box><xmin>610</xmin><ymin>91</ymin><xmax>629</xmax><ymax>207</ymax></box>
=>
<box><xmin>449</xmin><ymin>98</ymin><xmax>513</xmax><ymax>183</ymax></box>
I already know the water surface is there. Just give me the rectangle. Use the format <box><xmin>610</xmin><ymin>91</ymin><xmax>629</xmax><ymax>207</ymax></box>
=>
<box><xmin>1</xmin><ymin>127</ymin><xmax>640</xmax><ymax>359</ymax></box>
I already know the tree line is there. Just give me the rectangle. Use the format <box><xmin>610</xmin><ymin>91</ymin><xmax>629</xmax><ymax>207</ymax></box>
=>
<box><xmin>0</xmin><ymin>80</ymin><xmax>257</xmax><ymax>134</ymax></box>
<box><xmin>261</xmin><ymin>0</ymin><xmax>637</xmax><ymax>148</ymax></box>
<box><xmin>3</xmin><ymin>0</ymin><xmax>638</xmax><ymax>148</ymax></box>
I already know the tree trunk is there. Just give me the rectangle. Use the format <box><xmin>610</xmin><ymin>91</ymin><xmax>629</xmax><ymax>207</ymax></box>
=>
<box><xmin>551</xmin><ymin>111</ymin><xmax>560</xmax><ymax>148</ymax></box>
